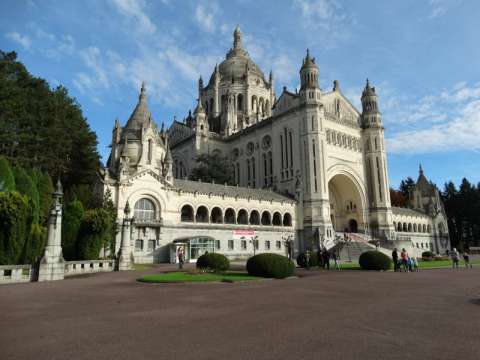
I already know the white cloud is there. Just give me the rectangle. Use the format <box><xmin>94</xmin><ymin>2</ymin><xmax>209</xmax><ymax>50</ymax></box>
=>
<box><xmin>427</xmin><ymin>0</ymin><xmax>460</xmax><ymax>19</ymax></box>
<box><xmin>386</xmin><ymin>82</ymin><xmax>480</xmax><ymax>153</ymax></box>
<box><xmin>5</xmin><ymin>32</ymin><xmax>32</xmax><ymax>49</ymax></box>
<box><xmin>292</xmin><ymin>0</ymin><xmax>351</xmax><ymax>45</ymax></box>
<box><xmin>110</xmin><ymin>0</ymin><xmax>156</xmax><ymax>34</ymax></box>
<box><xmin>194</xmin><ymin>2</ymin><xmax>219</xmax><ymax>33</ymax></box>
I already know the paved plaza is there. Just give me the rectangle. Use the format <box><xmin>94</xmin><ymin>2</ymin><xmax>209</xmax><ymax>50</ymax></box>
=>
<box><xmin>1</xmin><ymin>266</ymin><xmax>479</xmax><ymax>360</ymax></box>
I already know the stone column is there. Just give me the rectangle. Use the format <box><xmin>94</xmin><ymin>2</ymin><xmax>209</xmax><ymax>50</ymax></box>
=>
<box><xmin>38</xmin><ymin>180</ymin><xmax>65</xmax><ymax>281</ymax></box>
<box><xmin>117</xmin><ymin>201</ymin><xmax>132</xmax><ymax>271</ymax></box>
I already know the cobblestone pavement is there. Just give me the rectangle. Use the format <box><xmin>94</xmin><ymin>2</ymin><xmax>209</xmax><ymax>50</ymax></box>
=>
<box><xmin>1</xmin><ymin>265</ymin><xmax>479</xmax><ymax>360</ymax></box>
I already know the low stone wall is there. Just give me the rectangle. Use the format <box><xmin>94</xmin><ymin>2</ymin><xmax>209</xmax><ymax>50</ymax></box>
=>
<box><xmin>64</xmin><ymin>260</ymin><xmax>115</xmax><ymax>276</ymax></box>
<box><xmin>0</xmin><ymin>265</ymin><xmax>33</xmax><ymax>284</ymax></box>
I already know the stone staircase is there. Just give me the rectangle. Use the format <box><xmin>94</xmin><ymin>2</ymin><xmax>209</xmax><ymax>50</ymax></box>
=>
<box><xmin>330</xmin><ymin>232</ymin><xmax>392</xmax><ymax>262</ymax></box>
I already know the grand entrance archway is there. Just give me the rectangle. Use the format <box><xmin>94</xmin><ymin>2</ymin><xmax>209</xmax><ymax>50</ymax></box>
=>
<box><xmin>328</xmin><ymin>173</ymin><xmax>366</xmax><ymax>233</ymax></box>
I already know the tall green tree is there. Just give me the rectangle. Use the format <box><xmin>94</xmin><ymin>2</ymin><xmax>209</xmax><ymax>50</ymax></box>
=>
<box><xmin>0</xmin><ymin>156</ymin><xmax>15</xmax><ymax>192</ymax></box>
<box><xmin>0</xmin><ymin>192</ymin><xmax>32</xmax><ymax>264</ymax></box>
<box><xmin>399</xmin><ymin>177</ymin><xmax>415</xmax><ymax>198</ymax></box>
<box><xmin>12</xmin><ymin>166</ymin><xmax>40</xmax><ymax>224</ymax></box>
<box><xmin>189</xmin><ymin>153</ymin><xmax>234</xmax><ymax>185</ymax></box>
<box><xmin>62</xmin><ymin>199</ymin><xmax>85</xmax><ymax>260</ymax></box>
<box><xmin>76</xmin><ymin>208</ymin><xmax>112</xmax><ymax>260</ymax></box>
<box><xmin>0</xmin><ymin>51</ymin><xmax>101</xmax><ymax>195</ymax></box>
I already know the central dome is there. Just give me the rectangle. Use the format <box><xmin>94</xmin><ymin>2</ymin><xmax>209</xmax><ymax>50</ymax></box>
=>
<box><xmin>216</xmin><ymin>25</ymin><xmax>265</xmax><ymax>82</ymax></box>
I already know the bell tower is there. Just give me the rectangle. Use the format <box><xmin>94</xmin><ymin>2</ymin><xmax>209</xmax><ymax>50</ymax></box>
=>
<box><xmin>361</xmin><ymin>79</ymin><xmax>395</xmax><ymax>240</ymax></box>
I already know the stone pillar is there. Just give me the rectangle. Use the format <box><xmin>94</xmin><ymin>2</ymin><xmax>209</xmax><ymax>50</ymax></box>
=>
<box><xmin>117</xmin><ymin>201</ymin><xmax>132</xmax><ymax>271</ymax></box>
<box><xmin>38</xmin><ymin>180</ymin><xmax>65</xmax><ymax>281</ymax></box>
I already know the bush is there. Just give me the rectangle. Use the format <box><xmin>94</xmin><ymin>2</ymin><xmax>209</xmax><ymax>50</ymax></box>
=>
<box><xmin>247</xmin><ymin>253</ymin><xmax>295</xmax><ymax>279</ymax></box>
<box><xmin>30</xmin><ymin>169</ymin><xmax>53</xmax><ymax>224</ymax></box>
<box><xmin>196</xmin><ymin>252</ymin><xmax>230</xmax><ymax>272</ymax></box>
<box><xmin>0</xmin><ymin>192</ymin><xmax>32</xmax><ymax>264</ymax></box>
<box><xmin>422</xmin><ymin>251</ymin><xmax>433</xmax><ymax>258</ymax></box>
<box><xmin>76</xmin><ymin>208</ymin><xmax>112</xmax><ymax>260</ymax></box>
<box><xmin>21</xmin><ymin>223</ymin><xmax>47</xmax><ymax>264</ymax></box>
<box><xmin>296</xmin><ymin>252</ymin><xmax>319</xmax><ymax>267</ymax></box>
<box><xmin>358</xmin><ymin>251</ymin><xmax>392</xmax><ymax>271</ymax></box>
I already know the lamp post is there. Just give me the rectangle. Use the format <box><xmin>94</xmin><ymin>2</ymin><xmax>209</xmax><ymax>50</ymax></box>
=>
<box><xmin>282</xmin><ymin>233</ymin><xmax>294</xmax><ymax>260</ymax></box>
<box><xmin>250</xmin><ymin>235</ymin><xmax>258</xmax><ymax>256</ymax></box>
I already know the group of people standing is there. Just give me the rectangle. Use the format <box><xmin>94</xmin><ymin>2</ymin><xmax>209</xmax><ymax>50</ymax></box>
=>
<box><xmin>304</xmin><ymin>248</ymin><xmax>340</xmax><ymax>270</ymax></box>
<box><xmin>450</xmin><ymin>248</ymin><xmax>473</xmax><ymax>269</ymax></box>
<box><xmin>392</xmin><ymin>248</ymin><xmax>419</xmax><ymax>272</ymax></box>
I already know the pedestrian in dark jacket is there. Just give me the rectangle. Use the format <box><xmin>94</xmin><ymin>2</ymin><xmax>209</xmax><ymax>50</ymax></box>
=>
<box><xmin>392</xmin><ymin>248</ymin><xmax>399</xmax><ymax>272</ymax></box>
<box><xmin>323</xmin><ymin>248</ymin><xmax>330</xmax><ymax>270</ymax></box>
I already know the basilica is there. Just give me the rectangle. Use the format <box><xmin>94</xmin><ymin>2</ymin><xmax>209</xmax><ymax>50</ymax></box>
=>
<box><xmin>102</xmin><ymin>26</ymin><xmax>450</xmax><ymax>265</ymax></box>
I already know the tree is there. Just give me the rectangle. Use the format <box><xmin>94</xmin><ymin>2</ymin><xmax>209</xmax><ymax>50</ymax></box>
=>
<box><xmin>0</xmin><ymin>156</ymin><xmax>15</xmax><ymax>192</ymax></box>
<box><xmin>12</xmin><ymin>166</ymin><xmax>40</xmax><ymax>224</ymax></box>
<box><xmin>389</xmin><ymin>188</ymin><xmax>407</xmax><ymax>207</ymax></box>
<box><xmin>20</xmin><ymin>223</ymin><xmax>47</xmax><ymax>264</ymax></box>
<box><xmin>30</xmin><ymin>169</ymin><xmax>53</xmax><ymax>224</ymax></box>
<box><xmin>76</xmin><ymin>208</ymin><xmax>112</xmax><ymax>260</ymax></box>
<box><xmin>399</xmin><ymin>177</ymin><xmax>415</xmax><ymax>198</ymax></box>
<box><xmin>0</xmin><ymin>51</ymin><xmax>101</xmax><ymax>197</ymax></box>
<box><xmin>189</xmin><ymin>153</ymin><xmax>234</xmax><ymax>185</ymax></box>
<box><xmin>62</xmin><ymin>199</ymin><xmax>85</xmax><ymax>260</ymax></box>
<box><xmin>0</xmin><ymin>192</ymin><xmax>32</xmax><ymax>264</ymax></box>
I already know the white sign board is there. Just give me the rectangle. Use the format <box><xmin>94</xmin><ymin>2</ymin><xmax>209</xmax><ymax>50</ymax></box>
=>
<box><xmin>233</xmin><ymin>230</ymin><xmax>256</xmax><ymax>240</ymax></box>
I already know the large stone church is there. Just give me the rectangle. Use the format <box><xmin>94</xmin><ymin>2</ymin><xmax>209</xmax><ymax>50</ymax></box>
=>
<box><xmin>102</xmin><ymin>26</ymin><xmax>450</xmax><ymax>264</ymax></box>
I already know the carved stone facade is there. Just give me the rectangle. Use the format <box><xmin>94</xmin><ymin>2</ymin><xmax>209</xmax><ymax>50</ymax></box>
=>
<box><xmin>102</xmin><ymin>26</ymin><xmax>450</xmax><ymax>263</ymax></box>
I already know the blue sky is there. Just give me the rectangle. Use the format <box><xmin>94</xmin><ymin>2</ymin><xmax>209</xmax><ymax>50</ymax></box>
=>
<box><xmin>1</xmin><ymin>0</ymin><xmax>479</xmax><ymax>189</ymax></box>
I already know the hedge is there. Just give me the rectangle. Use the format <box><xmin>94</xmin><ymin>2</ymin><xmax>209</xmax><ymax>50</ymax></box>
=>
<box><xmin>247</xmin><ymin>253</ymin><xmax>295</xmax><ymax>279</ymax></box>
<box><xmin>196</xmin><ymin>252</ymin><xmax>230</xmax><ymax>272</ymax></box>
<box><xmin>13</xmin><ymin>166</ymin><xmax>40</xmax><ymax>224</ymax></box>
<box><xmin>358</xmin><ymin>251</ymin><xmax>392</xmax><ymax>271</ymax></box>
<box><xmin>76</xmin><ymin>208</ymin><xmax>112</xmax><ymax>260</ymax></box>
<box><xmin>62</xmin><ymin>200</ymin><xmax>85</xmax><ymax>260</ymax></box>
<box><xmin>0</xmin><ymin>192</ymin><xmax>32</xmax><ymax>264</ymax></box>
<box><xmin>0</xmin><ymin>156</ymin><xmax>15</xmax><ymax>192</ymax></box>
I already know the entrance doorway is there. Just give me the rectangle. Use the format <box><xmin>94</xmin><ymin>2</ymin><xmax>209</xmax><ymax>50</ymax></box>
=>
<box><xmin>348</xmin><ymin>219</ymin><xmax>358</xmax><ymax>233</ymax></box>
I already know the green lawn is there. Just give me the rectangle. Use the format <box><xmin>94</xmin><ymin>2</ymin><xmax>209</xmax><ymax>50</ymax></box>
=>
<box><xmin>138</xmin><ymin>271</ymin><xmax>261</xmax><ymax>283</ymax></box>
<box><xmin>335</xmin><ymin>259</ymin><xmax>480</xmax><ymax>270</ymax></box>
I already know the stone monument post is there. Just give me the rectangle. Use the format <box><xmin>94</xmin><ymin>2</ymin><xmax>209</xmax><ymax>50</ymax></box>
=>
<box><xmin>38</xmin><ymin>180</ymin><xmax>65</xmax><ymax>281</ymax></box>
<box><xmin>117</xmin><ymin>201</ymin><xmax>132</xmax><ymax>271</ymax></box>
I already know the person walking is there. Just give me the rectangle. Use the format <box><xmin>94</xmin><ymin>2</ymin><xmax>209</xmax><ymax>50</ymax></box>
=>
<box><xmin>463</xmin><ymin>251</ymin><xmax>473</xmax><ymax>269</ymax></box>
<box><xmin>323</xmin><ymin>247</ymin><xmax>330</xmax><ymax>270</ymax></box>
<box><xmin>305</xmin><ymin>249</ymin><xmax>311</xmax><ymax>270</ymax></box>
<box><xmin>400</xmin><ymin>248</ymin><xmax>409</xmax><ymax>272</ymax></box>
<box><xmin>411</xmin><ymin>256</ymin><xmax>419</xmax><ymax>272</ymax></box>
<box><xmin>392</xmin><ymin>248</ymin><xmax>399</xmax><ymax>272</ymax></box>
<box><xmin>332</xmin><ymin>250</ymin><xmax>340</xmax><ymax>270</ymax></box>
<box><xmin>317</xmin><ymin>247</ymin><xmax>323</xmax><ymax>269</ymax></box>
<box><xmin>451</xmin><ymin>248</ymin><xmax>460</xmax><ymax>270</ymax></box>
<box><xmin>177</xmin><ymin>248</ymin><xmax>185</xmax><ymax>270</ymax></box>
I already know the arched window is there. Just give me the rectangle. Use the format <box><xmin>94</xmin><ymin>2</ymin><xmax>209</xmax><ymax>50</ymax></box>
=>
<box><xmin>397</xmin><ymin>222</ymin><xmax>402</xmax><ymax>231</ymax></box>
<box><xmin>283</xmin><ymin>213</ymin><xmax>292</xmax><ymax>227</ymax></box>
<box><xmin>196</xmin><ymin>206</ymin><xmax>209</xmax><ymax>223</ymax></box>
<box><xmin>180</xmin><ymin>205</ymin><xmax>194</xmax><ymax>222</ymax></box>
<box><xmin>272</xmin><ymin>212</ymin><xmax>282</xmax><ymax>226</ymax></box>
<box><xmin>210</xmin><ymin>207</ymin><xmax>223</xmax><ymax>223</ymax></box>
<box><xmin>413</xmin><ymin>224</ymin><xmax>417</xmax><ymax>232</ymax></box>
<box><xmin>237</xmin><ymin>94</ymin><xmax>243</xmax><ymax>111</ymax></box>
<box><xmin>134</xmin><ymin>198</ymin><xmax>156</xmax><ymax>221</ymax></box>
<box><xmin>423</xmin><ymin>224</ymin><xmax>426</xmax><ymax>233</ymax></box>
<box><xmin>403</xmin><ymin>223</ymin><xmax>407</xmax><ymax>232</ymax></box>
<box><xmin>224</xmin><ymin>208</ymin><xmax>236</xmax><ymax>224</ymax></box>
<box><xmin>408</xmin><ymin>223</ymin><xmax>412</xmax><ymax>232</ymax></box>
<box><xmin>265</xmin><ymin>100</ymin><xmax>270</xmax><ymax>116</ymax></box>
<box><xmin>427</xmin><ymin>225</ymin><xmax>431</xmax><ymax>233</ymax></box>
<box><xmin>237</xmin><ymin>209</ymin><xmax>248</xmax><ymax>225</ymax></box>
<box><xmin>250</xmin><ymin>210</ymin><xmax>260</xmax><ymax>225</ymax></box>
<box><xmin>261</xmin><ymin>211</ymin><xmax>271</xmax><ymax>225</ymax></box>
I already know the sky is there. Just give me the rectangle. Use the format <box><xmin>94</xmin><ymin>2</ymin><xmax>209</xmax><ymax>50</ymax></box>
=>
<box><xmin>1</xmin><ymin>0</ymin><xmax>479</xmax><ymax>189</ymax></box>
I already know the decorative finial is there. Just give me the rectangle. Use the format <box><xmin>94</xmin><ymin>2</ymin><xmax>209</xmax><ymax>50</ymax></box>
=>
<box><xmin>333</xmin><ymin>80</ymin><xmax>340</xmax><ymax>92</ymax></box>
<box><xmin>419</xmin><ymin>163</ymin><xmax>423</xmax><ymax>175</ymax></box>
<box><xmin>54</xmin><ymin>178</ymin><xmax>63</xmax><ymax>196</ymax></box>
<box><xmin>161</xmin><ymin>122</ymin><xmax>164</xmax><ymax>132</ymax></box>
<box><xmin>139</xmin><ymin>81</ymin><xmax>146</xmax><ymax>101</ymax></box>
<box><xmin>233</xmin><ymin>24</ymin><xmax>242</xmax><ymax>49</ymax></box>
<box><xmin>366</xmin><ymin>78</ymin><xmax>370</xmax><ymax>88</ymax></box>
<box><xmin>124</xmin><ymin>201</ymin><xmax>131</xmax><ymax>216</ymax></box>
<box><xmin>306</xmin><ymin>48</ymin><xmax>310</xmax><ymax>58</ymax></box>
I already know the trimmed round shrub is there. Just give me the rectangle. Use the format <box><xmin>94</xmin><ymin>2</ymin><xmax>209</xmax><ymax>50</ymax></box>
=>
<box><xmin>296</xmin><ymin>252</ymin><xmax>319</xmax><ymax>267</ymax></box>
<box><xmin>422</xmin><ymin>251</ymin><xmax>433</xmax><ymax>258</ymax></box>
<box><xmin>247</xmin><ymin>253</ymin><xmax>295</xmax><ymax>279</ymax></box>
<box><xmin>196</xmin><ymin>252</ymin><xmax>230</xmax><ymax>272</ymax></box>
<box><xmin>359</xmin><ymin>251</ymin><xmax>392</xmax><ymax>271</ymax></box>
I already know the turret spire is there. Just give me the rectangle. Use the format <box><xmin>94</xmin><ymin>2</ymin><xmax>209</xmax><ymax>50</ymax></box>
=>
<box><xmin>233</xmin><ymin>25</ymin><xmax>242</xmax><ymax>49</ymax></box>
<box><xmin>419</xmin><ymin>163</ymin><xmax>424</xmax><ymax>175</ymax></box>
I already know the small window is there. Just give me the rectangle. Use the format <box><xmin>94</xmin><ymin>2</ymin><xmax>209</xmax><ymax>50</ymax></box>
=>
<box><xmin>228</xmin><ymin>240</ymin><xmax>234</xmax><ymax>250</ymax></box>
<box><xmin>276</xmin><ymin>241</ymin><xmax>281</xmax><ymax>250</ymax></box>
<box><xmin>135</xmin><ymin>239</ymin><xmax>143</xmax><ymax>251</ymax></box>
<box><xmin>148</xmin><ymin>240</ymin><xmax>156</xmax><ymax>251</ymax></box>
<box><xmin>265</xmin><ymin>241</ymin><xmax>271</xmax><ymax>250</ymax></box>
<box><xmin>254</xmin><ymin>240</ymin><xmax>259</xmax><ymax>250</ymax></box>
<box><xmin>215</xmin><ymin>240</ymin><xmax>220</xmax><ymax>250</ymax></box>
<box><xmin>241</xmin><ymin>240</ymin><xmax>247</xmax><ymax>250</ymax></box>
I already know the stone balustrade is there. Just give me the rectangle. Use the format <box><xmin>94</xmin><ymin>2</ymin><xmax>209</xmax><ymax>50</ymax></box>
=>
<box><xmin>64</xmin><ymin>260</ymin><xmax>115</xmax><ymax>276</ymax></box>
<box><xmin>0</xmin><ymin>265</ymin><xmax>33</xmax><ymax>284</ymax></box>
